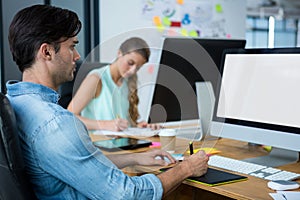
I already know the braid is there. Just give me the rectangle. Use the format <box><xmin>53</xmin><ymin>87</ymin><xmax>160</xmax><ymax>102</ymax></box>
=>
<box><xmin>119</xmin><ymin>37</ymin><xmax>150</xmax><ymax>126</ymax></box>
<box><xmin>128</xmin><ymin>74</ymin><xmax>139</xmax><ymax>126</ymax></box>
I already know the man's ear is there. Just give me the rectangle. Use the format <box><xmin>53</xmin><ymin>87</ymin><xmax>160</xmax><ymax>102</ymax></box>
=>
<box><xmin>40</xmin><ymin>43</ymin><xmax>52</xmax><ymax>60</ymax></box>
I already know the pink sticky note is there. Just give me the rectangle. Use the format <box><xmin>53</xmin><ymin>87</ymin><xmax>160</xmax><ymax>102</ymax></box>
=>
<box><xmin>150</xmin><ymin>142</ymin><xmax>161</xmax><ymax>148</ymax></box>
<box><xmin>148</xmin><ymin>64</ymin><xmax>154</xmax><ymax>74</ymax></box>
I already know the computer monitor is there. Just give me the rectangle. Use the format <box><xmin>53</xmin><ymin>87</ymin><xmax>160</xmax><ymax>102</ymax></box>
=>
<box><xmin>211</xmin><ymin>48</ymin><xmax>300</xmax><ymax>167</ymax></box>
<box><xmin>148</xmin><ymin>37</ymin><xmax>246</xmax><ymax>128</ymax></box>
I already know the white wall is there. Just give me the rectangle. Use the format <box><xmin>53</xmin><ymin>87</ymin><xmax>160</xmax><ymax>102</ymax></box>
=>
<box><xmin>1</xmin><ymin>0</ymin><xmax>86</xmax><ymax>92</ymax></box>
<box><xmin>1</xmin><ymin>0</ymin><xmax>43</xmax><ymax>90</ymax></box>
<box><xmin>100</xmin><ymin>0</ymin><xmax>247</xmax><ymax>121</ymax></box>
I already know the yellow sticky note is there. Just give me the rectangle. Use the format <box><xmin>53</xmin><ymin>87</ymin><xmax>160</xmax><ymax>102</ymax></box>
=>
<box><xmin>153</xmin><ymin>16</ymin><xmax>162</xmax><ymax>26</ymax></box>
<box><xmin>177</xmin><ymin>0</ymin><xmax>184</xmax><ymax>5</ymax></box>
<box><xmin>263</xmin><ymin>145</ymin><xmax>272</xmax><ymax>152</ymax></box>
<box><xmin>180</xmin><ymin>28</ymin><xmax>188</xmax><ymax>36</ymax></box>
<box><xmin>187</xmin><ymin>147</ymin><xmax>221</xmax><ymax>155</ymax></box>
<box><xmin>162</xmin><ymin>17</ymin><xmax>171</xmax><ymax>26</ymax></box>
<box><xmin>156</xmin><ymin>24</ymin><xmax>165</xmax><ymax>32</ymax></box>
<box><xmin>215</xmin><ymin>4</ymin><xmax>223</xmax><ymax>13</ymax></box>
<box><xmin>189</xmin><ymin>30</ymin><xmax>198</xmax><ymax>37</ymax></box>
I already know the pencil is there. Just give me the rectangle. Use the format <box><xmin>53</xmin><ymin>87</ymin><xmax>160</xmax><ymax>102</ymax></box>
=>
<box><xmin>189</xmin><ymin>141</ymin><xmax>194</xmax><ymax>155</ymax></box>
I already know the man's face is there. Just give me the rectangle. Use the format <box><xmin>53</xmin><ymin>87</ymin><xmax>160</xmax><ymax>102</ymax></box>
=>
<box><xmin>51</xmin><ymin>36</ymin><xmax>80</xmax><ymax>85</ymax></box>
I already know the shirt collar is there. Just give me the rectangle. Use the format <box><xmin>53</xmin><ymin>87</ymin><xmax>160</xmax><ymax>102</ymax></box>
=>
<box><xmin>6</xmin><ymin>80</ymin><xmax>60</xmax><ymax>104</ymax></box>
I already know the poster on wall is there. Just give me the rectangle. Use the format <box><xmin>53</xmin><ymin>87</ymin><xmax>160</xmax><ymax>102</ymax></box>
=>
<box><xmin>141</xmin><ymin>0</ymin><xmax>229</xmax><ymax>38</ymax></box>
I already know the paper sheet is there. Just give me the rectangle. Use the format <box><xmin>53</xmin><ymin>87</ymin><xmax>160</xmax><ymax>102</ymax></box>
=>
<box><xmin>93</xmin><ymin>127</ymin><xmax>159</xmax><ymax>137</ymax></box>
<box><xmin>269</xmin><ymin>191</ymin><xmax>300</xmax><ymax>200</ymax></box>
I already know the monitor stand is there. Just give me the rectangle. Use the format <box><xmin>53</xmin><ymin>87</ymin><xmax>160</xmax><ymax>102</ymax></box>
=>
<box><xmin>243</xmin><ymin>147</ymin><xmax>299</xmax><ymax>167</ymax></box>
<box><xmin>196</xmin><ymin>81</ymin><xmax>218</xmax><ymax>141</ymax></box>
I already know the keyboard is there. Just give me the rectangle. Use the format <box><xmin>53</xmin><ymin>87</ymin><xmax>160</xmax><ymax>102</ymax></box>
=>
<box><xmin>208</xmin><ymin>155</ymin><xmax>300</xmax><ymax>181</ymax></box>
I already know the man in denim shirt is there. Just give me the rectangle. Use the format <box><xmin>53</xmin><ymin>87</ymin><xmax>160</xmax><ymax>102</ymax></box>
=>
<box><xmin>6</xmin><ymin>5</ymin><xmax>208</xmax><ymax>200</ymax></box>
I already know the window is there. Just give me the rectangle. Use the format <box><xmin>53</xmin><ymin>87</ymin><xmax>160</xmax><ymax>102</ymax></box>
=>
<box><xmin>246</xmin><ymin>16</ymin><xmax>299</xmax><ymax>48</ymax></box>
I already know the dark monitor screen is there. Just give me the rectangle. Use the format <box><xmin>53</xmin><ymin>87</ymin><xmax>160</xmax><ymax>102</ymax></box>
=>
<box><xmin>148</xmin><ymin>37</ymin><xmax>246</xmax><ymax>123</ymax></box>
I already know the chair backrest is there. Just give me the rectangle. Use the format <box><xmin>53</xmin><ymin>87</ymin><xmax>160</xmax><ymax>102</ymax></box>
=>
<box><xmin>58</xmin><ymin>61</ymin><xmax>108</xmax><ymax>108</ymax></box>
<box><xmin>0</xmin><ymin>92</ymin><xmax>37</xmax><ymax>200</ymax></box>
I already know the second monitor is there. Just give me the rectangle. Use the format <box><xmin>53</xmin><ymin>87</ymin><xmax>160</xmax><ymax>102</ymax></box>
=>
<box><xmin>148</xmin><ymin>37</ymin><xmax>246</xmax><ymax>134</ymax></box>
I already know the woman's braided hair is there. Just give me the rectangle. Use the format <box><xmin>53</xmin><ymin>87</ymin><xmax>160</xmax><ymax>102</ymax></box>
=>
<box><xmin>119</xmin><ymin>37</ymin><xmax>150</xmax><ymax>126</ymax></box>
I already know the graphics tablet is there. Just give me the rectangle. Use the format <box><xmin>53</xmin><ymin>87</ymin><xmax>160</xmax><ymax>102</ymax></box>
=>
<box><xmin>93</xmin><ymin>138</ymin><xmax>152</xmax><ymax>152</ymax></box>
<box><xmin>187</xmin><ymin>168</ymin><xmax>247</xmax><ymax>186</ymax></box>
<box><xmin>161</xmin><ymin>167</ymin><xmax>247</xmax><ymax>186</ymax></box>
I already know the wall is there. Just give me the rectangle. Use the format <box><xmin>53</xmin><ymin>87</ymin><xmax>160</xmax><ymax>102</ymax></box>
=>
<box><xmin>100</xmin><ymin>0</ymin><xmax>247</xmax><ymax>121</ymax></box>
<box><xmin>1</xmin><ymin>0</ymin><xmax>43</xmax><ymax>92</ymax></box>
<box><xmin>0</xmin><ymin>0</ymin><xmax>85</xmax><ymax>92</ymax></box>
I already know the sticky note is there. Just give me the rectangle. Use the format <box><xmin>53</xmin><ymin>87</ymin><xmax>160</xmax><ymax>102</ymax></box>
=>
<box><xmin>153</xmin><ymin>16</ymin><xmax>162</xmax><ymax>26</ymax></box>
<box><xmin>215</xmin><ymin>4</ymin><xmax>223</xmax><ymax>13</ymax></box>
<box><xmin>180</xmin><ymin>28</ymin><xmax>188</xmax><ymax>36</ymax></box>
<box><xmin>189</xmin><ymin>30</ymin><xmax>198</xmax><ymax>37</ymax></box>
<box><xmin>162</xmin><ymin>17</ymin><xmax>171</xmax><ymax>26</ymax></box>
<box><xmin>150</xmin><ymin>142</ymin><xmax>161</xmax><ymax>148</ymax></box>
<box><xmin>187</xmin><ymin>147</ymin><xmax>221</xmax><ymax>155</ymax></box>
<box><xmin>156</xmin><ymin>24</ymin><xmax>165</xmax><ymax>32</ymax></box>
<box><xmin>170</xmin><ymin>21</ymin><xmax>181</xmax><ymax>27</ymax></box>
<box><xmin>177</xmin><ymin>0</ymin><xmax>184</xmax><ymax>5</ymax></box>
<box><xmin>263</xmin><ymin>145</ymin><xmax>272</xmax><ymax>152</ymax></box>
<box><xmin>147</xmin><ymin>64</ymin><xmax>154</xmax><ymax>74</ymax></box>
<box><xmin>167</xmin><ymin>28</ymin><xmax>178</xmax><ymax>36</ymax></box>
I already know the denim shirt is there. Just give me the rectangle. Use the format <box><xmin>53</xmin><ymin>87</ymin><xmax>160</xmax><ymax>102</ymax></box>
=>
<box><xmin>6</xmin><ymin>81</ymin><xmax>163</xmax><ymax>200</ymax></box>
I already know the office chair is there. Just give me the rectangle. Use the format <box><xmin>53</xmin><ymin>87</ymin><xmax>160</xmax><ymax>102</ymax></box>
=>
<box><xmin>0</xmin><ymin>92</ymin><xmax>37</xmax><ymax>200</ymax></box>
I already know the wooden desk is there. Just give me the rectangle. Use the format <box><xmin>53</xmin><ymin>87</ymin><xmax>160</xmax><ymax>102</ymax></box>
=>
<box><xmin>90</xmin><ymin>134</ymin><xmax>300</xmax><ymax>200</ymax></box>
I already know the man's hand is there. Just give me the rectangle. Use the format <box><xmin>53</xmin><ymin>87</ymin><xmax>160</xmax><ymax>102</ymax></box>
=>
<box><xmin>156</xmin><ymin>150</ymin><xmax>208</xmax><ymax>197</ymax></box>
<box><xmin>135</xmin><ymin>149</ymin><xmax>177</xmax><ymax>166</ymax></box>
<box><xmin>183</xmin><ymin>150</ymin><xmax>209</xmax><ymax>177</ymax></box>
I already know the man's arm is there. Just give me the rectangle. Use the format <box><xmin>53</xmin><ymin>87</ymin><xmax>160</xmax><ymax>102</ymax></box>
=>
<box><xmin>107</xmin><ymin>149</ymin><xmax>208</xmax><ymax>197</ymax></box>
<box><xmin>106</xmin><ymin>149</ymin><xmax>176</xmax><ymax>168</ymax></box>
<box><xmin>157</xmin><ymin>151</ymin><xmax>208</xmax><ymax>197</ymax></box>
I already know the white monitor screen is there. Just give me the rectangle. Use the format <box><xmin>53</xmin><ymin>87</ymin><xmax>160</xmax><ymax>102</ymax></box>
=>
<box><xmin>218</xmin><ymin>54</ymin><xmax>300</xmax><ymax>128</ymax></box>
<box><xmin>211</xmin><ymin>48</ymin><xmax>300</xmax><ymax>154</ymax></box>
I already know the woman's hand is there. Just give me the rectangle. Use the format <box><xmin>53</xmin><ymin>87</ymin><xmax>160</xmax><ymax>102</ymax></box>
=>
<box><xmin>135</xmin><ymin>149</ymin><xmax>177</xmax><ymax>166</ymax></box>
<box><xmin>103</xmin><ymin>118</ymin><xmax>128</xmax><ymax>131</ymax></box>
<box><xmin>137</xmin><ymin>121</ymin><xmax>162</xmax><ymax>130</ymax></box>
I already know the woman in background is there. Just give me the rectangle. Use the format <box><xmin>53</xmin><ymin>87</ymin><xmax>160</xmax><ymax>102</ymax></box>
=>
<box><xmin>68</xmin><ymin>37</ymin><xmax>160</xmax><ymax>131</ymax></box>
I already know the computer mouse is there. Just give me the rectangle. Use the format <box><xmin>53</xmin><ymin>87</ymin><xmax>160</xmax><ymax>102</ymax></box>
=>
<box><xmin>267</xmin><ymin>180</ymin><xmax>299</xmax><ymax>191</ymax></box>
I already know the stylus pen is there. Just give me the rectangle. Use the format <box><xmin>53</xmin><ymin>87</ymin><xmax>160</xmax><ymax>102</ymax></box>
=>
<box><xmin>189</xmin><ymin>141</ymin><xmax>194</xmax><ymax>155</ymax></box>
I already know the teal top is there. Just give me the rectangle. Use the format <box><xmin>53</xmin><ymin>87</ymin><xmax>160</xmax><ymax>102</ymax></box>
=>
<box><xmin>81</xmin><ymin>65</ymin><xmax>129</xmax><ymax>121</ymax></box>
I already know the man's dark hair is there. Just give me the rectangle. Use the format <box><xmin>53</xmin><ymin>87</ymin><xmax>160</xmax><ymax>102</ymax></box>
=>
<box><xmin>8</xmin><ymin>4</ymin><xmax>82</xmax><ymax>72</ymax></box>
